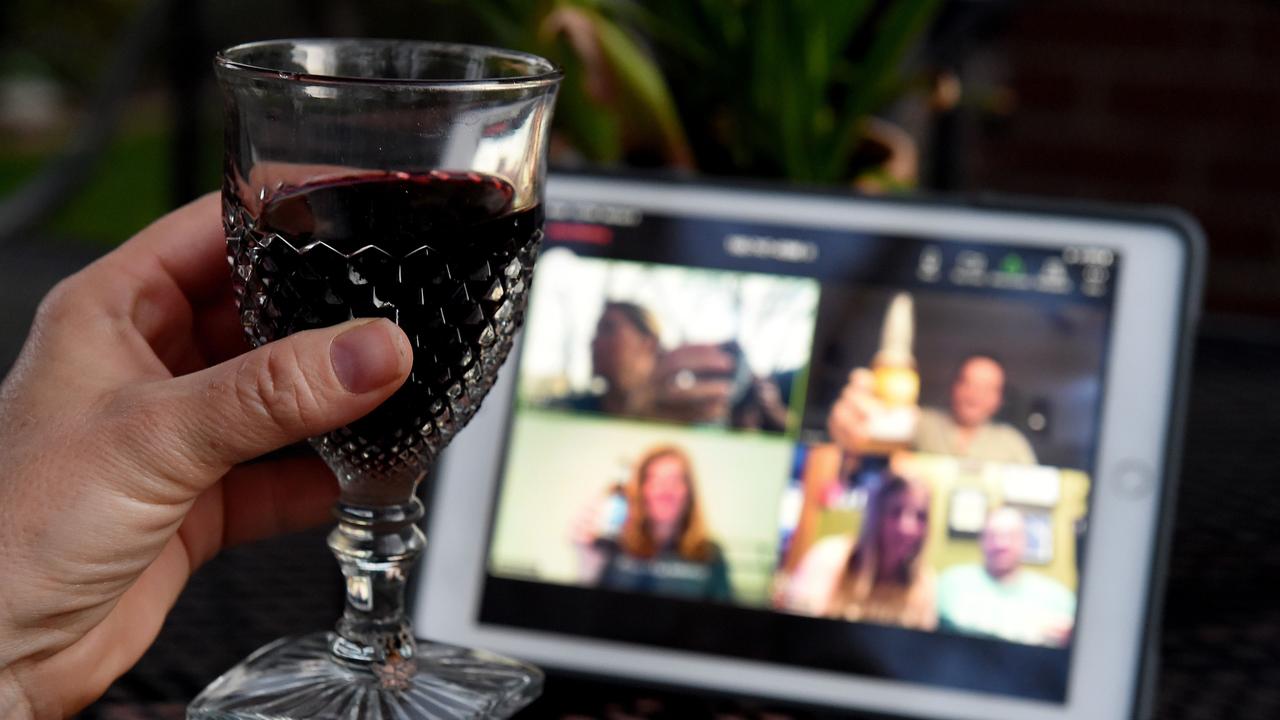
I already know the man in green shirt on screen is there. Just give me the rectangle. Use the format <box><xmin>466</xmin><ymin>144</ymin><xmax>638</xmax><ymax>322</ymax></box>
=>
<box><xmin>938</xmin><ymin>506</ymin><xmax>1076</xmax><ymax>648</ymax></box>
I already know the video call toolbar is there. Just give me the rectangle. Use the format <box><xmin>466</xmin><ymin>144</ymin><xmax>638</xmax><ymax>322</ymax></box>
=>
<box><xmin>546</xmin><ymin>201</ymin><xmax>1118</xmax><ymax>303</ymax></box>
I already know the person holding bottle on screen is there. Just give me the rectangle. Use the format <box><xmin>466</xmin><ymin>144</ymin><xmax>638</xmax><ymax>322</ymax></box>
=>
<box><xmin>830</xmin><ymin>353</ymin><xmax>1037</xmax><ymax>465</ymax></box>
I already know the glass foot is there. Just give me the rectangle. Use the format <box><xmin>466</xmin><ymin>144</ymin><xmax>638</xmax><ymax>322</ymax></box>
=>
<box><xmin>187</xmin><ymin>632</ymin><xmax>543</xmax><ymax>719</ymax></box>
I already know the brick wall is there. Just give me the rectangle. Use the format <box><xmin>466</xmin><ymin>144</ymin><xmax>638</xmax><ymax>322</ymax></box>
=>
<box><xmin>962</xmin><ymin>0</ymin><xmax>1280</xmax><ymax>316</ymax></box>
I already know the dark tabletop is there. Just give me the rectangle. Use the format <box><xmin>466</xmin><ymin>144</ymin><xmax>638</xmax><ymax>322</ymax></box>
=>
<box><xmin>3</xmin><ymin>235</ymin><xmax>1278</xmax><ymax>720</ymax></box>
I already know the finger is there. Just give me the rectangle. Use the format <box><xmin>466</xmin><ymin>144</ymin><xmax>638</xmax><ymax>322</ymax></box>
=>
<box><xmin>660</xmin><ymin>345</ymin><xmax>736</xmax><ymax>375</ymax></box>
<box><xmin>191</xmin><ymin>287</ymin><xmax>250</xmax><ymax>368</ymax></box>
<box><xmin>849</xmin><ymin>367</ymin><xmax>875</xmax><ymax>393</ymax></box>
<box><xmin>838</xmin><ymin>397</ymin><xmax>874</xmax><ymax>445</ymax></box>
<box><xmin>660</xmin><ymin>379</ymin><xmax>734</xmax><ymax>405</ymax></box>
<box><xmin>112</xmin><ymin>318</ymin><xmax>411</xmax><ymax>491</ymax></box>
<box><xmin>756</xmin><ymin>379</ymin><xmax>782</xmax><ymax>404</ymax></box>
<box><xmin>59</xmin><ymin>193</ymin><xmax>226</xmax><ymax>370</ymax></box>
<box><xmin>152</xmin><ymin>289</ymin><xmax>244</xmax><ymax>377</ymax></box>
<box><xmin>173</xmin><ymin>454</ymin><xmax>336</xmax><ymax>575</ymax></box>
<box><xmin>834</xmin><ymin>389</ymin><xmax>865</xmax><ymax>426</ymax></box>
<box><xmin>100</xmin><ymin>192</ymin><xmax>227</xmax><ymax>306</ymax></box>
<box><xmin>571</xmin><ymin>499</ymin><xmax>604</xmax><ymax>545</ymax></box>
<box><xmin>828</xmin><ymin>402</ymin><xmax>859</xmax><ymax>447</ymax></box>
<box><xmin>658</xmin><ymin>381</ymin><xmax>733</xmax><ymax>423</ymax></box>
<box><xmin>220</xmin><ymin>454</ymin><xmax>340</xmax><ymax>548</ymax></box>
<box><xmin>850</xmin><ymin>393</ymin><xmax>881</xmax><ymax>422</ymax></box>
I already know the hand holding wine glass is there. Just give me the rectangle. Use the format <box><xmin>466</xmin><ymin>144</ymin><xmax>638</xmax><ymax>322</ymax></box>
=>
<box><xmin>0</xmin><ymin>193</ymin><xmax>412</xmax><ymax>717</ymax></box>
<box><xmin>193</xmin><ymin>39</ymin><xmax>560</xmax><ymax>717</ymax></box>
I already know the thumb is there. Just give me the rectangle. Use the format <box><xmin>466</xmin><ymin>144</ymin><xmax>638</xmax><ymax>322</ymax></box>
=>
<box><xmin>121</xmin><ymin>318</ymin><xmax>412</xmax><ymax>484</ymax></box>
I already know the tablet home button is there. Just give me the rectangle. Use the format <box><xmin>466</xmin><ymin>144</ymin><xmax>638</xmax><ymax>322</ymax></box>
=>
<box><xmin>1114</xmin><ymin>460</ymin><xmax>1155</xmax><ymax>499</ymax></box>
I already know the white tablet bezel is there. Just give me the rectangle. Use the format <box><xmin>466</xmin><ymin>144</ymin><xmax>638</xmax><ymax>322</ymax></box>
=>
<box><xmin>416</xmin><ymin>176</ymin><xmax>1198</xmax><ymax>720</ymax></box>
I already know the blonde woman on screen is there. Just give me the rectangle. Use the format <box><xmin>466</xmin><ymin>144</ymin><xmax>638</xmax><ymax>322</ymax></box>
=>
<box><xmin>574</xmin><ymin>445</ymin><xmax>732</xmax><ymax>601</ymax></box>
<box><xmin>782</xmin><ymin>472</ymin><xmax>937</xmax><ymax>630</ymax></box>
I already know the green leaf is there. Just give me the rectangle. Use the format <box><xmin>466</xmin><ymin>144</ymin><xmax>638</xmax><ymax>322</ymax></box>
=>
<box><xmin>555</xmin><ymin>49</ymin><xmax>625</xmax><ymax>163</ymax></box>
<box><xmin>588</xmin><ymin>8</ymin><xmax>694</xmax><ymax>165</ymax></box>
<box><xmin>825</xmin><ymin>0</ymin><xmax>942</xmax><ymax>180</ymax></box>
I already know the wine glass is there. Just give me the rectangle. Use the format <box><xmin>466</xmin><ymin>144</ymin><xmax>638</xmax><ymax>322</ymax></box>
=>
<box><xmin>188</xmin><ymin>39</ymin><xmax>560</xmax><ymax>719</ymax></box>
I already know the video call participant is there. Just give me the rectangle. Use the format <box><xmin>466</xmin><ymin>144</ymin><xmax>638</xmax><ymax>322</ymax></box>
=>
<box><xmin>937</xmin><ymin>506</ymin><xmax>1076</xmax><ymax>648</ymax></box>
<box><xmin>574</xmin><ymin>445</ymin><xmax>732</xmax><ymax>601</ymax></box>
<box><xmin>553</xmin><ymin>301</ymin><xmax>787</xmax><ymax>429</ymax></box>
<box><xmin>554</xmin><ymin>301</ymin><xmax>663</xmax><ymax>415</ymax></box>
<box><xmin>829</xmin><ymin>354</ymin><xmax>1037</xmax><ymax>465</ymax></box>
<box><xmin>781</xmin><ymin>473</ymin><xmax>936</xmax><ymax>630</ymax></box>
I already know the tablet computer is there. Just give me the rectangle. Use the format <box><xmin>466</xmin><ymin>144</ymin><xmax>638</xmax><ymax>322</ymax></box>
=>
<box><xmin>415</xmin><ymin>174</ymin><xmax>1202</xmax><ymax>720</ymax></box>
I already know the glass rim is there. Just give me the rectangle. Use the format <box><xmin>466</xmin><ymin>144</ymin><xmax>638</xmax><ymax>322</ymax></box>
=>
<box><xmin>215</xmin><ymin>38</ymin><xmax>563</xmax><ymax>90</ymax></box>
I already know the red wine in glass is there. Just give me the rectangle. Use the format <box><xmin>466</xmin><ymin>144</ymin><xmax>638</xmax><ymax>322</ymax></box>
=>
<box><xmin>225</xmin><ymin>170</ymin><xmax>541</xmax><ymax>503</ymax></box>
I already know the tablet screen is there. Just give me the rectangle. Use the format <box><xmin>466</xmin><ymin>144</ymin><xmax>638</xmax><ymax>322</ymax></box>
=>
<box><xmin>479</xmin><ymin>194</ymin><xmax>1119</xmax><ymax>703</ymax></box>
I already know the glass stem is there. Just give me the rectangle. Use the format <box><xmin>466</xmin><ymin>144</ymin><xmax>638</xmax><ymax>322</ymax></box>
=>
<box><xmin>327</xmin><ymin>497</ymin><xmax>425</xmax><ymax>671</ymax></box>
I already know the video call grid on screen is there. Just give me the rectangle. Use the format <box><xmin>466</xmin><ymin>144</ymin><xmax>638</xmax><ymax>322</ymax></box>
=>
<box><xmin>475</xmin><ymin>189</ymin><xmax>1123</xmax><ymax>704</ymax></box>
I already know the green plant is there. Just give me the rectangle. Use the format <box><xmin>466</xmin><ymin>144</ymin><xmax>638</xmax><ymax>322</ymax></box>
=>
<box><xmin>641</xmin><ymin>0</ymin><xmax>942</xmax><ymax>183</ymax></box>
<box><xmin>471</xmin><ymin>0</ymin><xmax>693</xmax><ymax>167</ymax></box>
<box><xmin>468</xmin><ymin>0</ymin><xmax>942</xmax><ymax>184</ymax></box>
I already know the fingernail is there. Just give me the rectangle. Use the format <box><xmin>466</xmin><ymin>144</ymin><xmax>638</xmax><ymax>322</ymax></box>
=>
<box><xmin>330</xmin><ymin>320</ymin><xmax>408</xmax><ymax>394</ymax></box>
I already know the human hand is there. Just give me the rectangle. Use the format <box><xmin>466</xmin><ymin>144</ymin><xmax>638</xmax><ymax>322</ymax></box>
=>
<box><xmin>569</xmin><ymin>494</ymin><xmax>616</xmax><ymax>584</ymax></box>
<box><xmin>0</xmin><ymin>194</ymin><xmax>413</xmax><ymax>718</ymax></box>
<box><xmin>648</xmin><ymin>344</ymin><xmax>735</xmax><ymax>423</ymax></box>
<box><xmin>827</xmin><ymin>368</ymin><xmax>878</xmax><ymax>452</ymax></box>
<box><xmin>738</xmin><ymin>377</ymin><xmax>789</xmax><ymax>431</ymax></box>
<box><xmin>569</xmin><ymin>495</ymin><xmax>606</xmax><ymax>548</ymax></box>
<box><xmin>827</xmin><ymin>367</ymin><xmax>920</xmax><ymax>453</ymax></box>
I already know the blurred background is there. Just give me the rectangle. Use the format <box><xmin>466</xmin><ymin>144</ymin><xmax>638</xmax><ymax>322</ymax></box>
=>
<box><xmin>1</xmin><ymin>1</ymin><xmax>1278</xmax><ymax>718</ymax></box>
<box><xmin>4</xmin><ymin>0</ymin><xmax>1278</xmax><ymax>318</ymax></box>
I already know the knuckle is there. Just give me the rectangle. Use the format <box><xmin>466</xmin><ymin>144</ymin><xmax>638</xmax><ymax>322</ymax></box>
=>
<box><xmin>235</xmin><ymin>343</ymin><xmax>324</xmax><ymax>432</ymax></box>
<box><xmin>32</xmin><ymin>275</ymin><xmax>85</xmax><ymax>330</ymax></box>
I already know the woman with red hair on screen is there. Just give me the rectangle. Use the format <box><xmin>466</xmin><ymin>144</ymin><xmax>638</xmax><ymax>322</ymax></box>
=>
<box><xmin>578</xmin><ymin>445</ymin><xmax>732</xmax><ymax>602</ymax></box>
<box><xmin>781</xmin><ymin>472</ymin><xmax>937</xmax><ymax>630</ymax></box>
